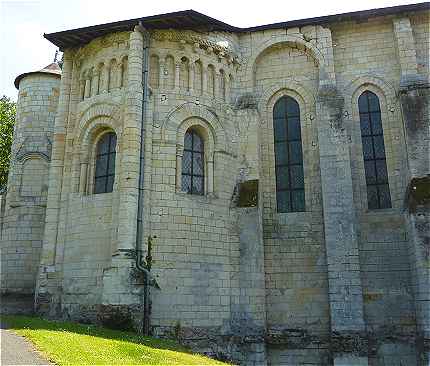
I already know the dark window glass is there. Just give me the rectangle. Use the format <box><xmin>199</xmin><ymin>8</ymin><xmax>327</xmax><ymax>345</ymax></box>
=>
<box><xmin>276</xmin><ymin>166</ymin><xmax>289</xmax><ymax>190</ymax></box>
<box><xmin>292</xmin><ymin>190</ymin><xmax>305</xmax><ymax>212</ymax></box>
<box><xmin>274</xmin><ymin>142</ymin><xmax>288</xmax><ymax>165</ymax></box>
<box><xmin>288</xmin><ymin>117</ymin><xmax>301</xmax><ymax>140</ymax></box>
<box><xmin>94</xmin><ymin>132</ymin><xmax>116</xmax><ymax>194</ymax></box>
<box><xmin>274</xmin><ymin>118</ymin><xmax>287</xmax><ymax>141</ymax></box>
<box><xmin>358</xmin><ymin>91</ymin><xmax>391</xmax><ymax>209</ymax></box>
<box><xmin>181</xmin><ymin>129</ymin><xmax>204</xmax><ymax>195</ymax></box>
<box><xmin>273</xmin><ymin>96</ymin><xmax>305</xmax><ymax>213</ymax></box>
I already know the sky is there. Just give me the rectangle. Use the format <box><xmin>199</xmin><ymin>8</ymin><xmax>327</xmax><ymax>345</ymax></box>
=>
<box><xmin>0</xmin><ymin>0</ymin><xmax>421</xmax><ymax>100</ymax></box>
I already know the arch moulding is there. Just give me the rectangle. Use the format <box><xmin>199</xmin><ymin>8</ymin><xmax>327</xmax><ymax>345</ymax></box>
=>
<box><xmin>77</xmin><ymin>102</ymin><xmax>122</xmax><ymax>146</ymax></box>
<box><xmin>160</xmin><ymin>102</ymin><xmax>227</xmax><ymax>152</ymax></box>
<box><xmin>343</xmin><ymin>74</ymin><xmax>398</xmax><ymax>113</ymax></box>
<box><xmin>258</xmin><ymin>79</ymin><xmax>317</xmax><ymax>120</ymax></box>
<box><xmin>243</xmin><ymin>34</ymin><xmax>326</xmax><ymax>89</ymax></box>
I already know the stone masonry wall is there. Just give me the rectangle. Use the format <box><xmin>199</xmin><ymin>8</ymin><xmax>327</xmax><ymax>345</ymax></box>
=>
<box><xmin>1</xmin><ymin>74</ymin><xmax>60</xmax><ymax>296</ymax></box>
<box><xmin>11</xmin><ymin>7</ymin><xmax>428</xmax><ymax>366</ymax></box>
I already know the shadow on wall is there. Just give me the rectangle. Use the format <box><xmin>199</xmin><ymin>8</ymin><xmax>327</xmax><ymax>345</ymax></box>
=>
<box><xmin>0</xmin><ymin>292</ymin><xmax>35</xmax><ymax>315</ymax></box>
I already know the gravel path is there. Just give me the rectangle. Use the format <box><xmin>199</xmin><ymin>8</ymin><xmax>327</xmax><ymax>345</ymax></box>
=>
<box><xmin>0</xmin><ymin>324</ymin><xmax>53</xmax><ymax>365</ymax></box>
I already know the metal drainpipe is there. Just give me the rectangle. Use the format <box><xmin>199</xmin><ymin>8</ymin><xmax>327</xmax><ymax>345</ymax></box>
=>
<box><xmin>135</xmin><ymin>22</ymin><xmax>151</xmax><ymax>335</ymax></box>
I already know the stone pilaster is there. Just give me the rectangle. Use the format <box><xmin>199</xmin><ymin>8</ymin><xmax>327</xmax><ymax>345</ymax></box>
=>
<box><xmin>102</xmin><ymin>26</ymin><xmax>145</xmax><ymax>310</ymax></box>
<box><xmin>394</xmin><ymin>16</ymin><xmax>430</xmax><ymax>366</ymax></box>
<box><xmin>116</xmin><ymin>27</ymin><xmax>143</xmax><ymax>253</ymax></box>
<box><xmin>393</xmin><ymin>17</ymin><xmax>426</xmax><ymax>88</ymax></box>
<box><xmin>39</xmin><ymin>52</ymin><xmax>73</xmax><ymax>268</ymax></box>
<box><xmin>35</xmin><ymin>52</ymin><xmax>73</xmax><ymax>314</ymax></box>
<box><xmin>316</xmin><ymin>26</ymin><xmax>368</xmax><ymax>365</ymax></box>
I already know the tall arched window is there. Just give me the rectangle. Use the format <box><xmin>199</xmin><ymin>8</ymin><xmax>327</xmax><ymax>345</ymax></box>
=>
<box><xmin>182</xmin><ymin>129</ymin><xmax>204</xmax><ymax>195</ymax></box>
<box><xmin>273</xmin><ymin>96</ymin><xmax>305</xmax><ymax>213</ymax></box>
<box><xmin>94</xmin><ymin>132</ymin><xmax>116</xmax><ymax>194</ymax></box>
<box><xmin>358</xmin><ymin>91</ymin><xmax>391</xmax><ymax>209</ymax></box>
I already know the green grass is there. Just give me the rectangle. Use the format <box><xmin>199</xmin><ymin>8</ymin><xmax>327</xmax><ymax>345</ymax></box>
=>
<box><xmin>2</xmin><ymin>315</ymin><xmax>231</xmax><ymax>365</ymax></box>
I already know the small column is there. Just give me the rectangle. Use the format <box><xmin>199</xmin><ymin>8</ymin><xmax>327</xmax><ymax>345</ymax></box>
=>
<box><xmin>176</xmin><ymin>145</ymin><xmax>183</xmax><ymax>192</ymax></box>
<box><xmin>84</xmin><ymin>78</ymin><xmax>91</xmax><ymax>98</ymax></box>
<box><xmin>79</xmin><ymin>163</ymin><xmax>88</xmax><ymax>194</ymax></box>
<box><xmin>188</xmin><ymin>63</ymin><xmax>194</xmax><ymax>94</ymax></box>
<box><xmin>92</xmin><ymin>71</ymin><xmax>99</xmax><ymax>96</ymax></box>
<box><xmin>207</xmin><ymin>154</ymin><xmax>214</xmax><ymax>194</ymax></box>
<box><xmin>225</xmin><ymin>74</ymin><xmax>230</xmax><ymax>103</ymax></box>
<box><xmin>174</xmin><ymin>62</ymin><xmax>180</xmax><ymax>91</ymax></box>
<box><xmin>101</xmin><ymin>66</ymin><xmax>110</xmax><ymax>93</ymax></box>
<box><xmin>214</xmin><ymin>71</ymin><xmax>220</xmax><ymax>99</ymax></box>
<box><xmin>117</xmin><ymin>62</ymin><xmax>123</xmax><ymax>89</ymax></box>
<box><xmin>159</xmin><ymin>58</ymin><xmax>165</xmax><ymax>90</ymax></box>
<box><xmin>79</xmin><ymin>79</ymin><xmax>85</xmax><ymax>100</ymax></box>
<box><xmin>202</xmin><ymin>63</ymin><xmax>207</xmax><ymax>95</ymax></box>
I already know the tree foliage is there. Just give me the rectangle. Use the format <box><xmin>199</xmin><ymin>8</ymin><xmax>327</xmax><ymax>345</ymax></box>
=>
<box><xmin>0</xmin><ymin>96</ymin><xmax>16</xmax><ymax>189</ymax></box>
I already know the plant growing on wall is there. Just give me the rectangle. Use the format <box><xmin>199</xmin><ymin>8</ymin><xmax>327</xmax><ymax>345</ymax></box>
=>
<box><xmin>0</xmin><ymin>96</ymin><xmax>16</xmax><ymax>189</ymax></box>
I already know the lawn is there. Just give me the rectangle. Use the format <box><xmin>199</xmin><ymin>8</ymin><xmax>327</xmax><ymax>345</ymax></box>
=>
<box><xmin>2</xmin><ymin>315</ymin><xmax>231</xmax><ymax>365</ymax></box>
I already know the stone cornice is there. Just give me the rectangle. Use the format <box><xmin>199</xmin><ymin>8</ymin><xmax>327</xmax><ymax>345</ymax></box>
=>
<box><xmin>152</xmin><ymin>29</ymin><xmax>241</xmax><ymax>65</ymax></box>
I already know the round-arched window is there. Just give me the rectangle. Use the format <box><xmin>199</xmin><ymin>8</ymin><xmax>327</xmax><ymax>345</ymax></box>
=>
<box><xmin>181</xmin><ymin>129</ymin><xmax>204</xmax><ymax>195</ymax></box>
<box><xmin>94</xmin><ymin>132</ymin><xmax>117</xmax><ymax>194</ymax></box>
<box><xmin>273</xmin><ymin>96</ymin><xmax>305</xmax><ymax>212</ymax></box>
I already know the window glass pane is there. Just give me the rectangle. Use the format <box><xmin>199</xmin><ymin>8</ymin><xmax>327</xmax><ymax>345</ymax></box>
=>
<box><xmin>370</xmin><ymin>112</ymin><xmax>382</xmax><ymax>135</ymax></box>
<box><xmin>274</xmin><ymin>142</ymin><xmax>288</xmax><ymax>166</ymax></box>
<box><xmin>184</xmin><ymin>132</ymin><xmax>192</xmax><ymax>150</ymax></box>
<box><xmin>193</xmin><ymin>153</ymin><xmax>204</xmax><ymax>176</ymax></box>
<box><xmin>274</xmin><ymin>96</ymin><xmax>303</xmax><ymax>213</ymax></box>
<box><xmin>286</xmin><ymin>98</ymin><xmax>300</xmax><ymax>116</ymax></box>
<box><xmin>109</xmin><ymin>134</ymin><xmax>117</xmax><ymax>153</ymax></box>
<box><xmin>358</xmin><ymin>94</ymin><xmax>369</xmax><ymax>112</ymax></box>
<box><xmin>106</xmin><ymin>175</ymin><xmax>114</xmax><ymax>193</ymax></box>
<box><xmin>277</xmin><ymin>191</ymin><xmax>290</xmax><ymax>213</ymax></box>
<box><xmin>94</xmin><ymin>177</ymin><xmax>106</xmax><ymax>194</ymax></box>
<box><xmin>289</xmin><ymin>141</ymin><xmax>303</xmax><ymax>164</ymax></box>
<box><xmin>373</xmin><ymin>135</ymin><xmax>386</xmax><ymax>159</ymax></box>
<box><xmin>288</xmin><ymin>117</ymin><xmax>301</xmax><ymax>141</ymax></box>
<box><xmin>367</xmin><ymin>185</ymin><xmax>379</xmax><ymax>210</ymax></box>
<box><xmin>182</xmin><ymin>174</ymin><xmax>191</xmax><ymax>192</ymax></box>
<box><xmin>274</xmin><ymin>99</ymin><xmax>286</xmax><ymax>119</ymax></box>
<box><xmin>362</xmin><ymin>136</ymin><xmax>374</xmax><ymax>160</ymax></box>
<box><xmin>290</xmin><ymin>165</ymin><xmax>304</xmax><ymax>189</ymax></box>
<box><xmin>359</xmin><ymin>113</ymin><xmax>371</xmax><ymax>136</ymax></box>
<box><xmin>183</xmin><ymin>129</ymin><xmax>206</xmax><ymax>196</ymax></box>
<box><xmin>292</xmin><ymin>190</ymin><xmax>305</xmax><ymax>212</ymax></box>
<box><xmin>274</xmin><ymin>118</ymin><xmax>287</xmax><ymax>142</ymax></box>
<box><xmin>182</xmin><ymin>151</ymin><xmax>192</xmax><ymax>174</ymax></box>
<box><xmin>193</xmin><ymin>133</ymin><xmax>203</xmax><ymax>152</ymax></box>
<box><xmin>378</xmin><ymin>184</ymin><xmax>392</xmax><ymax>209</ymax></box>
<box><xmin>364</xmin><ymin>161</ymin><xmax>377</xmax><ymax>185</ymax></box>
<box><xmin>276</xmin><ymin>166</ymin><xmax>290</xmax><ymax>190</ymax></box>
<box><xmin>98</xmin><ymin>135</ymin><xmax>110</xmax><ymax>155</ymax></box>
<box><xmin>108</xmin><ymin>153</ymin><xmax>116</xmax><ymax>175</ymax></box>
<box><xmin>359</xmin><ymin>91</ymin><xmax>390</xmax><ymax>210</ymax></box>
<box><xmin>368</xmin><ymin>92</ymin><xmax>380</xmax><ymax>112</ymax></box>
<box><xmin>192</xmin><ymin>176</ymin><xmax>204</xmax><ymax>195</ymax></box>
<box><xmin>95</xmin><ymin>155</ymin><xmax>108</xmax><ymax>177</ymax></box>
<box><xmin>375</xmin><ymin>160</ymin><xmax>389</xmax><ymax>183</ymax></box>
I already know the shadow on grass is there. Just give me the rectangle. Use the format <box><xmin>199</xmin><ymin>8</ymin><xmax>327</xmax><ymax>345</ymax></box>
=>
<box><xmin>1</xmin><ymin>315</ymin><xmax>190</xmax><ymax>355</ymax></box>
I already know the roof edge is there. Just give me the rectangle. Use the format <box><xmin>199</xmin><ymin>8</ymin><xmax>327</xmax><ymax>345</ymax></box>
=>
<box><xmin>43</xmin><ymin>2</ymin><xmax>429</xmax><ymax>49</ymax></box>
<box><xmin>15</xmin><ymin>65</ymin><xmax>62</xmax><ymax>90</ymax></box>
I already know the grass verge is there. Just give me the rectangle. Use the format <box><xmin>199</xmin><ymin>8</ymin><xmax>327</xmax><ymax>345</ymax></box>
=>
<box><xmin>2</xmin><ymin>315</ymin><xmax>231</xmax><ymax>365</ymax></box>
